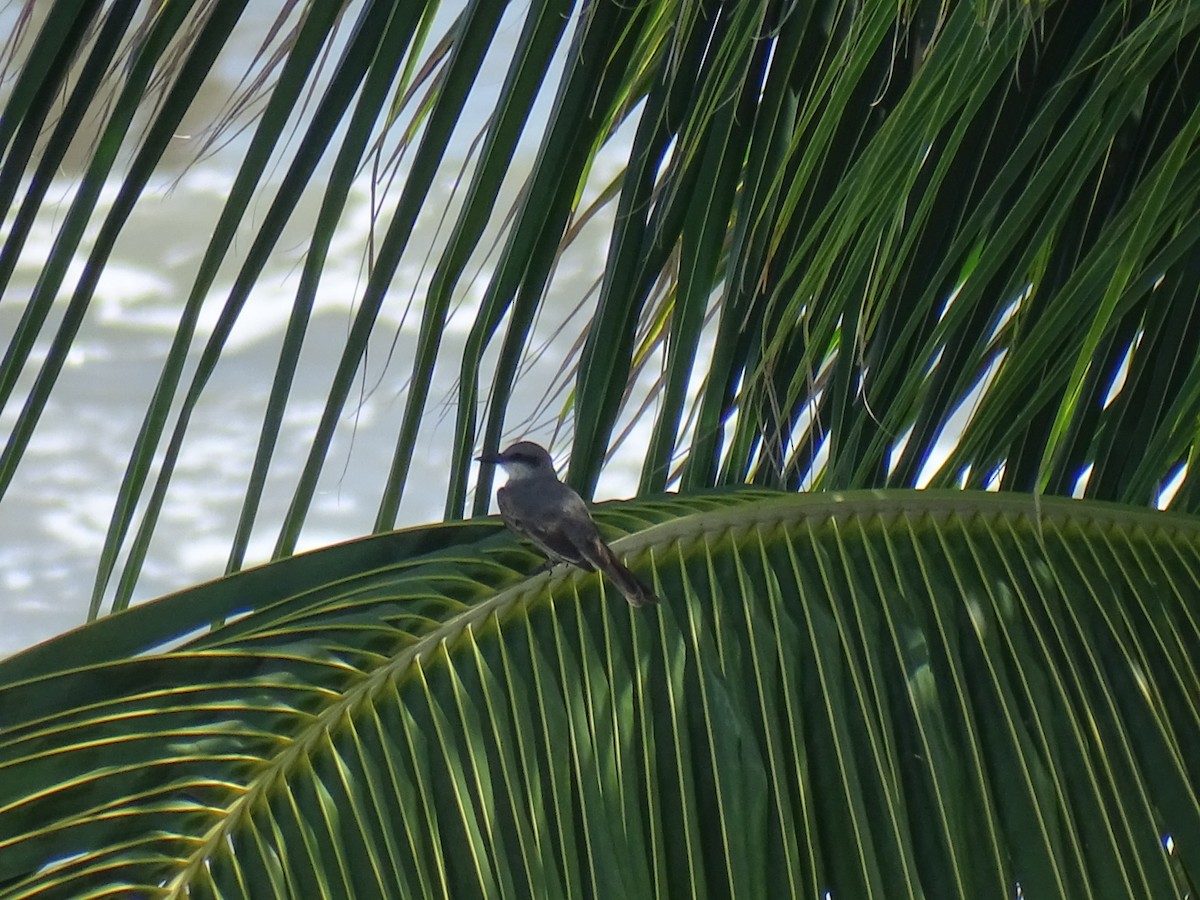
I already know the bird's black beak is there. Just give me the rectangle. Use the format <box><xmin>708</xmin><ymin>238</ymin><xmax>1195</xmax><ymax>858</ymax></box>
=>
<box><xmin>476</xmin><ymin>451</ymin><xmax>503</xmax><ymax>465</ymax></box>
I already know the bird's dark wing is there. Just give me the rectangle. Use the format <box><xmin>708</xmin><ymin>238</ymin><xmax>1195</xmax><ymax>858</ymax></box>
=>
<box><xmin>497</xmin><ymin>486</ymin><xmax>595</xmax><ymax>570</ymax></box>
<box><xmin>497</xmin><ymin>484</ymin><xmax>657</xmax><ymax>605</ymax></box>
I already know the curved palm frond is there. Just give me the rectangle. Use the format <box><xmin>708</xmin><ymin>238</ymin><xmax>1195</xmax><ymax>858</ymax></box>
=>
<box><xmin>1</xmin><ymin>492</ymin><xmax>1196</xmax><ymax>897</ymax></box>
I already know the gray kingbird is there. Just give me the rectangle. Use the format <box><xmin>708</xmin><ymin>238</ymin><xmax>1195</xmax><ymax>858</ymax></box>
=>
<box><xmin>477</xmin><ymin>441</ymin><xmax>658</xmax><ymax>607</ymax></box>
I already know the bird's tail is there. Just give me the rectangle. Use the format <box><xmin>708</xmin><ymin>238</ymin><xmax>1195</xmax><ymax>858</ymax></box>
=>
<box><xmin>590</xmin><ymin>541</ymin><xmax>659</xmax><ymax>607</ymax></box>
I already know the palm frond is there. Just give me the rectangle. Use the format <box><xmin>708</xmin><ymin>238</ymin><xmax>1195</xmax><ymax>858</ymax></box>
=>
<box><xmin>2</xmin><ymin>1</ymin><xmax>1199</xmax><ymax>616</ymax></box>
<box><xmin>1</xmin><ymin>491</ymin><xmax>1197</xmax><ymax>897</ymax></box>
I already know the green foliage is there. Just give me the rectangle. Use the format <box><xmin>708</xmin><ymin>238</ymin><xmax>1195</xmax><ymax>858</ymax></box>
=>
<box><xmin>1</xmin><ymin>492</ymin><xmax>1196</xmax><ymax>897</ymax></box>
<box><xmin>2</xmin><ymin>4</ymin><xmax>1200</xmax><ymax>897</ymax></box>
<box><xmin>2</xmin><ymin>2</ymin><xmax>1199</xmax><ymax>615</ymax></box>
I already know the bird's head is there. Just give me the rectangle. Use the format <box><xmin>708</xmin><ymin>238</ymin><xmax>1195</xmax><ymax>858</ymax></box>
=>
<box><xmin>476</xmin><ymin>440</ymin><xmax>557</xmax><ymax>481</ymax></box>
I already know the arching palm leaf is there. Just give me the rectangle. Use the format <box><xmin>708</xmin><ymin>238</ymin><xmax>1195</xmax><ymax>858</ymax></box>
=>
<box><xmin>1</xmin><ymin>492</ymin><xmax>1196</xmax><ymax>897</ymax></box>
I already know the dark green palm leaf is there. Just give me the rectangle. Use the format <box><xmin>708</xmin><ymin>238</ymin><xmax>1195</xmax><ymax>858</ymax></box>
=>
<box><xmin>1</xmin><ymin>492</ymin><xmax>1196</xmax><ymax>897</ymax></box>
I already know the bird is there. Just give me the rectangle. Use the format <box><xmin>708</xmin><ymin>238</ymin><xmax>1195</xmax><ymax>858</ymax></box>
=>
<box><xmin>476</xmin><ymin>440</ymin><xmax>659</xmax><ymax>607</ymax></box>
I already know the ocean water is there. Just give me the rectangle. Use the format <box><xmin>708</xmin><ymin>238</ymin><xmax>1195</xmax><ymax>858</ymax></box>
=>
<box><xmin>0</xmin><ymin>4</ymin><xmax>651</xmax><ymax>657</ymax></box>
